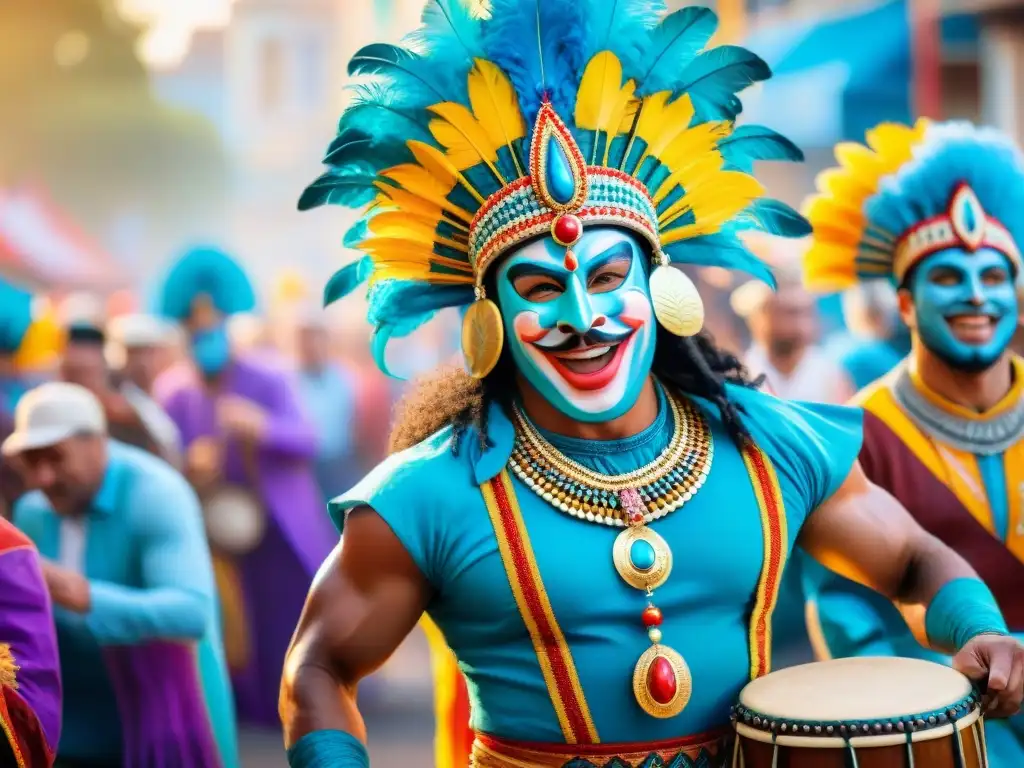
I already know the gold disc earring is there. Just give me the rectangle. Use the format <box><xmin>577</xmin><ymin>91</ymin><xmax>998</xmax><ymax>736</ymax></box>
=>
<box><xmin>648</xmin><ymin>253</ymin><xmax>704</xmax><ymax>337</ymax></box>
<box><xmin>461</xmin><ymin>286</ymin><xmax>505</xmax><ymax>379</ymax></box>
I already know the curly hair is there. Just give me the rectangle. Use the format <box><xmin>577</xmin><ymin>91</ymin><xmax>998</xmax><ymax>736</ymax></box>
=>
<box><xmin>388</xmin><ymin>326</ymin><xmax>762</xmax><ymax>456</ymax></box>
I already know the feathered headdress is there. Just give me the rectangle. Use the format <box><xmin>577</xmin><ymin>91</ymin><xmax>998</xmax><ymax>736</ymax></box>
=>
<box><xmin>302</xmin><ymin>0</ymin><xmax>809</xmax><ymax>377</ymax></box>
<box><xmin>804</xmin><ymin>120</ymin><xmax>1024</xmax><ymax>291</ymax></box>
<box><xmin>0</xmin><ymin>280</ymin><xmax>62</xmax><ymax>369</ymax></box>
<box><xmin>154</xmin><ymin>247</ymin><xmax>257</xmax><ymax>322</ymax></box>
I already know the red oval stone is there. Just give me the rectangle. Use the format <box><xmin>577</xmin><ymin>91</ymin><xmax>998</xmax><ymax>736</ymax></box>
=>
<box><xmin>552</xmin><ymin>214</ymin><xmax>581</xmax><ymax>245</ymax></box>
<box><xmin>647</xmin><ymin>656</ymin><xmax>677</xmax><ymax>705</ymax></box>
<box><xmin>642</xmin><ymin>606</ymin><xmax>663</xmax><ymax>627</ymax></box>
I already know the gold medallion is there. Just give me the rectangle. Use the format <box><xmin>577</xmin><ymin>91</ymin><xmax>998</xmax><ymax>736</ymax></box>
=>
<box><xmin>461</xmin><ymin>296</ymin><xmax>504</xmax><ymax>379</ymax></box>
<box><xmin>649</xmin><ymin>263</ymin><xmax>704</xmax><ymax>337</ymax></box>
<box><xmin>612</xmin><ymin>524</ymin><xmax>672</xmax><ymax>591</ymax></box>
<box><xmin>632</xmin><ymin>644</ymin><xmax>692</xmax><ymax>718</ymax></box>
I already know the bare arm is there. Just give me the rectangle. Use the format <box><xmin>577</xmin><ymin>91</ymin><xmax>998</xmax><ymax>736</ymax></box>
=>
<box><xmin>279</xmin><ymin>507</ymin><xmax>432</xmax><ymax>748</ymax></box>
<box><xmin>798</xmin><ymin>459</ymin><xmax>978</xmax><ymax>646</ymax></box>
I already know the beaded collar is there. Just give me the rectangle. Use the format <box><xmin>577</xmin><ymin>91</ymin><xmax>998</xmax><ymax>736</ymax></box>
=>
<box><xmin>507</xmin><ymin>387</ymin><xmax>713</xmax><ymax>527</ymax></box>
<box><xmin>892</xmin><ymin>360</ymin><xmax>1024</xmax><ymax>455</ymax></box>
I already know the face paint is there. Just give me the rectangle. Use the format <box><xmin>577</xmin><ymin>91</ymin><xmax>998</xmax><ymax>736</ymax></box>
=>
<box><xmin>191</xmin><ymin>323</ymin><xmax>232</xmax><ymax>377</ymax></box>
<box><xmin>496</xmin><ymin>227</ymin><xmax>655</xmax><ymax>422</ymax></box>
<box><xmin>910</xmin><ymin>247</ymin><xmax>1018</xmax><ymax>372</ymax></box>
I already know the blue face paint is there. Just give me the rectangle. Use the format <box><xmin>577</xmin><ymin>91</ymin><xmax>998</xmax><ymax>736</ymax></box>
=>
<box><xmin>495</xmin><ymin>227</ymin><xmax>656</xmax><ymax>422</ymax></box>
<box><xmin>191</xmin><ymin>323</ymin><xmax>232</xmax><ymax>377</ymax></box>
<box><xmin>910</xmin><ymin>247</ymin><xmax>1018</xmax><ymax>372</ymax></box>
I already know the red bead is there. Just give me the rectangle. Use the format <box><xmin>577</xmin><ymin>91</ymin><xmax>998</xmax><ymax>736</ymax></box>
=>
<box><xmin>642</xmin><ymin>606</ymin><xmax>663</xmax><ymax>627</ymax></box>
<box><xmin>552</xmin><ymin>214</ymin><xmax>582</xmax><ymax>245</ymax></box>
<box><xmin>563</xmin><ymin>250</ymin><xmax>578</xmax><ymax>271</ymax></box>
<box><xmin>647</xmin><ymin>656</ymin><xmax>678</xmax><ymax>705</ymax></box>
<box><xmin>630</xmin><ymin>511</ymin><xmax>644</xmax><ymax>524</ymax></box>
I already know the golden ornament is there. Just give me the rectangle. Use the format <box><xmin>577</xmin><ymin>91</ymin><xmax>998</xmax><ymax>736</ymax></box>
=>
<box><xmin>632</xmin><ymin>644</ymin><xmax>692</xmax><ymax>719</ymax></box>
<box><xmin>0</xmin><ymin>643</ymin><xmax>19</xmax><ymax>690</ymax></box>
<box><xmin>649</xmin><ymin>264</ymin><xmax>704</xmax><ymax>337</ymax></box>
<box><xmin>461</xmin><ymin>297</ymin><xmax>504</xmax><ymax>379</ymax></box>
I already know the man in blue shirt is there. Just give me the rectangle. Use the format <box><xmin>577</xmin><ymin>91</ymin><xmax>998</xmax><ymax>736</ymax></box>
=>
<box><xmin>5</xmin><ymin>382</ymin><xmax>238</xmax><ymax>767</ymax></box>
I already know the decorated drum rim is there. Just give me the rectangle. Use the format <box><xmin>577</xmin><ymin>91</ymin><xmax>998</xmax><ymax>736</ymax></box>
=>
<box><xmin>731</xmin><ymin>690</ymin><xmax>982</xmax><ymax>748</ymax></box>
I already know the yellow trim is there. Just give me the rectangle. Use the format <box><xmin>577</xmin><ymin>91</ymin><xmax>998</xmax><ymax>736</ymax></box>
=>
<box><xmin>1003</xmin><ymin>441</ymin><xmax>1024</xmax><ymax>565</ymax></box>
<box><xmin>0</xmin><ymin>701</ymin><xmax>26</xmax><ymax>768</ymax></box>
<box><xmin>480</xmin><ymin>471</ymin><xmax>599</xmax><ymax>745</ymax></box>
<box><xmin>861</xmin><ymin>382</ymin><xmax>995</xmax><ymax>530</ymax></box>
<box><xmin>741</xmin><ymin>444</ymin><xmax>789</xmax><ymax>680</ymax></box>
<box><xmin>907</xmin><ymin>355</ymin><xmax>1024</xmax><ymax>421</ymax></box>
<box><xmin>420</xmin><ymin>616</ymin><xmax>461</xmax><ymax>768</ymax></box>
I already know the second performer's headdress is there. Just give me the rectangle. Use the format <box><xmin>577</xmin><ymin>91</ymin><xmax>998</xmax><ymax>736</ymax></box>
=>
<box><xmin>303</xmin><ymin>0</ymin><xmax>810</xmax><ymax>377</ymax></box>
<box><xmin>803</xmin><ymin>120</ymin><xmax>1024</xmax><ymax>292</ymax></box>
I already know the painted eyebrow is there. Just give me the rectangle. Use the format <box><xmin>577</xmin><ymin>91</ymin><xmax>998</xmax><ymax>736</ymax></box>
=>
<box><xmin>506</xmin><ymin>262</ymin><xmax>566</xmax><ymax>283</ymax></box>
<box><xmin>585</xmin><ymin>242</ymin><xmax>634</xmax><ymax>280</ymax></box>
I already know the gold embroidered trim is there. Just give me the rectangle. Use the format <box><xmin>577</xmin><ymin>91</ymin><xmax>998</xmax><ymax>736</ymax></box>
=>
<box><xmin>0</xmin><ymin>644</ymin><xmax>18</xmax><ymax>690</ymax></box>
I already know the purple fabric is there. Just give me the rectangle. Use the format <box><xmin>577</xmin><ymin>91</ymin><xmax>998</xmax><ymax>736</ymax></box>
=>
<box><xmin>102</xmin><ymin>642</ymin><xmax>221</xmax><ymax>768</ymax></box>
<box><xmin>160</xmin><ymin>356</ymin><xmax>336</xmax><ymax>574</ymax></box>
<box><xmin>0</xmin><ymin>541</ymin><xmax>62</xmax><ymax>755</ymax></box>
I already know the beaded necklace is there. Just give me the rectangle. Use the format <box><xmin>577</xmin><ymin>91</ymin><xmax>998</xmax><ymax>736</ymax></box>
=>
<box><xmin>507</xmin><ymin>388</ymin><xmax>714</xmax><ymax>720</ymax></box>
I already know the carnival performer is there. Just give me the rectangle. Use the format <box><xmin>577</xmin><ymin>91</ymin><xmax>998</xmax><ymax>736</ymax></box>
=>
<box><xmin>6</xmin><ymin>382</ymin><xmax>237</xmax><ymax>767</ymax></box>
<box><xmin>801</xmin><ymin>120</ymin><xmax>1024</xmax><ymax>764</ymax></box>
<box><xmin>0</xmin><ymin>516</ymin><xmax>61</xmax><ymax>768</ymax></box>
<box><xmin>154</xmin><ymin>247</ymin><xmax>337</xmax><ymax>726</ymax></box>
<box><xmin>280</xmin><ymin>4</ymin><xmax>1024</xmax><ymax>767</ymax></box>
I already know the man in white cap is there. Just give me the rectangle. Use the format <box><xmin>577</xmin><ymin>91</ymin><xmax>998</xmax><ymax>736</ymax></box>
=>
<box><xmin>5</xmin><ymin>382</ymin><xmax>238</xmax><ymax>767</ymax></box>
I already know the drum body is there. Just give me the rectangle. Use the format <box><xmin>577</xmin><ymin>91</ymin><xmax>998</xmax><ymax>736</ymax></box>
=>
<box><xmin>732</xmin><ymin>657</ymin><xmax>987</xmax><ymax>768</ymax></box>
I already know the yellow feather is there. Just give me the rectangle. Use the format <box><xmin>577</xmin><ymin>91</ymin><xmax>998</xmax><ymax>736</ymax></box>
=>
<box><xmin>574</xmin><ymin>51</ymin><xmax>639</xmax><ymax>164</ymax></box>
<box><xmin>467</xmin><ymin>59</ymin><xmax>527</xmax><ymax>176</ymax></box>
<box><xmin>363</xmin><ymin>238</ymin><xmax>474</xmax><ymax>270</ymax></box>
<box><xmin>368</xmin><ymin>210</ymin><xmax>469</xmax><ymax>241</ymax></box>
<box><xmin>368</xmin><ymin>263</ymin><xmax>475</xmax><ymax>286</ymax></box>
<box><xmin>376</xmin><ymin>170</ymin><xmax>474</xmax><ymax>224</ymax></box>
<box><xmin>428</xmin><ymin>102</ymin><xmax>504</xmax><ymax>179</ymax></box>
<box><xmin>653</xmin><ymin>153</ymin><xmax>724</xmax><ymax>205</ymax></box>
<box><xmin>633</xmin><ymin>93</ymin><xmax>696</xmax><ymax>171</ymax></box>
<box><xmin>366</xmin><ymin>216</ymin><xmax>469</xmax><ymax>253</ymax></box>
<box><xmin>408</xmin><ymin>140</ymin><xmax>487</xmax><ymax>206</ymax></box>
<box><xmin>372</xmin><ymin>190</ymin><xmax>470</xmax><ymax>231</ymax></box>
<box><xmin>659</xmin><ymin>172</ymin><xmax>764</xmax><ymax>237</ymax></box>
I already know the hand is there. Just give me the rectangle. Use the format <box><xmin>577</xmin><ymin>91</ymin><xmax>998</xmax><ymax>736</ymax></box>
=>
<box><xmin>953</xmin><ymin>633</ymin><xmax>1024</xmax><ymax>717</ymax></box>
<box><xmin>40</xmin><ymin>561</ymin><xmax>91</xmax><ymax>613</ymax></box>
<box><xmin>187</xmin><ymin>437</ymin><xmax>222</xmax><ymax>491</ymax></box>
<box><xmin>216</xmin><ymin>396</ymin><xmax>267</xmax><ymax>442</ymax></box>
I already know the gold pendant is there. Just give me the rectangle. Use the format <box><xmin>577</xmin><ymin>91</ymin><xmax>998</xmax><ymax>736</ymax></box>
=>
<box><xmin>633</xmin><ymin>644</ymin><xmax>692</xmax><ymax>718</ymax></box>
<box><xmin>461</xmin><ymin>296</ymin><xmax>504</xmax><ymax>379</ymax></box>
<box><xmin>649</xmin><ymin>263</ymin><xmax>704</xmax><ymax>337</ymax></box>
<box><xmin>612</xmin><ymin>524</ymin><xmax>673</xmax><ymax>591</ymax></box>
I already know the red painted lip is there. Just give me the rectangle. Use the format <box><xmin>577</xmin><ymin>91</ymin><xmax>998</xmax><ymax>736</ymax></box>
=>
<box><xmin>542</xmin><ymin>333</ymin><xmax>634</xmax><ymax>391</ymax></box>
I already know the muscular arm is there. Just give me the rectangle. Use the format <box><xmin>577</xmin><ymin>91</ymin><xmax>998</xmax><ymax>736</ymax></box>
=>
<box><xmin>799</xmin><ymin>459</ymin><xmax>979</xmax><ymax>647</ymax></box>
<box><xmin>280</xmin><ymin>507</ymin><xmax>432</xmax><ymax>748</ymax></box>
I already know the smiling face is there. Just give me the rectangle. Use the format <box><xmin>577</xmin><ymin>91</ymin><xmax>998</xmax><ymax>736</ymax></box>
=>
<box><xmin>903</xmin><ymin>247</ymin><xmax>1018</xmax><ymax>372</ymax></box>
<box><xmin>495</xmin><ymin>227</ymin><xmax>656</xmax><ymax>422</ymax></box>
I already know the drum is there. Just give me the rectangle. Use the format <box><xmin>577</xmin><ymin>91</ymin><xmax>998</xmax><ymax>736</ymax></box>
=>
<box><xmin>203</xmin><ymin>486</ymin><xmax>267</xmax><ymax>555</ymax></box>
<box><xmin>732</xmin><ymin>657</ymin><xmax>987</xmax><ymax>768</ymax></box>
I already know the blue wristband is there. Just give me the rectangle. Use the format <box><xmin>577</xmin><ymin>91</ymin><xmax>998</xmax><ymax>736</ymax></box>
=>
<box><xmin>925</xmin><ymin>578</ymin><xmax>1009</xmax><ymax>652</ymax></box>
<box><xmin>288</xmin><ymin>730</ymin><xmax>369</xmax><ymax>768</ymax></box>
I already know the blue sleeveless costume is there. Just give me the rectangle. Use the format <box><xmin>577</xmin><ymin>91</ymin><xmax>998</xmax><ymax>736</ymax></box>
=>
<box><xmin>332</xmin><ymin>385</ymin><xmax>862</xmax><ymax>758</ymax></box>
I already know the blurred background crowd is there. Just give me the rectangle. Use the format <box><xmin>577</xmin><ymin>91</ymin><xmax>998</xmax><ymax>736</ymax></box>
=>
<box><xmin>2</xmin><ymin>0</ymin><xmax>1024</xmax><ymax>764</ymax></box>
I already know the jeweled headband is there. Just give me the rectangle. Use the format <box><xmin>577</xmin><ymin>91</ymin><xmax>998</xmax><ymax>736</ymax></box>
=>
<box><xmin>300</xmin><ymin>1</ymin><xmax>812</xmax><ymax>378</ymax></box>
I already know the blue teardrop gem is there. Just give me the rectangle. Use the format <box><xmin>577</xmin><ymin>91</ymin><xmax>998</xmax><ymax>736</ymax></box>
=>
<box><xmin>546</xmin><ymin>136</ymin><xmax>576</xmax><ymax>205</ymax></box>
<box><xmin>630</xmin><ymin>540</ymin><xmax>657</xmax><ymax>572</ymax></box>
<box><xmin>963</xmin><ymin>197</ymin><xmax>978</xmax><ymax>234</ymax></box>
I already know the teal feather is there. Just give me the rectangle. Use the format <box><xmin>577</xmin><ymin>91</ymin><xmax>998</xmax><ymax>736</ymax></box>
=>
<box><xmin>664</xmin><ymin>233</ymin><xmax>777</xmax><ymax>287</ymax></box>
<box><xmin>343</xmin><ymin>219</ymin><xmax>370</xmax><ymax>249</ymax></box>
<box><xmin>348</xmin><ymin>43</ymin><xmax>451</xmax><ymax>107</ymax></box>
<box><xmin>154</xmin><ymin>247</ymin><xmax>257</xmax><ymax>320</ymax></box>
<box><xmin>406</xmin><ymin>0</ymin><xmax>484</xmax><ymax>100</ymax></box>
<box><xmin>674</xmin><ymin>45</ymin><xmax>770</xmax><ymax>120</ymax></box>
<box><xmin>337</xmin><ymin>83</ymin><xmax>433</xmax><ymax>143</ymax></box>
<box><xmin>367</xmin><ymin>281</ymin><xmax>474</xmax><ymax>327</ymax></box>
<box><xmin>739</xmin><ymin>199</ymin><xmax>812</xmax><ymax>238</ymax></box>
<box><xmin>0</xmin><ymin>278</ymin><xmax>33</xmax><ymax>354</ymax></box>
<box><xmin>634</xmin><ymin>7</ymin><xmax>718</xmax><ymax>97</ymax></box>
<box><xmin>324</xmin><ymin>257</ymin><xmax>374</xmax><ymax>306</ymax></box>
<box><xmin>718</xmin><ymin>125</ymin><xmax>803</xmax><ymax>173</ymax></box>
<box><xmin>323</xmin><ymin>128</ymin><xmax>414</xmax><ymax>170</ymax></box>
<box><xmin>585</xmin><ymin>0</ymin><xmax>663</xmax><ymax>77</ymax></box>
<box><xmin>298</xmin><ymin>167</ymin><xmax>380</xmax><ymax>211</ymax></box>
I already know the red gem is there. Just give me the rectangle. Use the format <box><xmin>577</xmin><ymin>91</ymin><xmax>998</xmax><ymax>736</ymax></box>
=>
<box><xmin>563</xmin><ymin>250</ymin><xmax>578</xmax><ymax>271</ymax></box>
<box><xmin>647</xmin><ymin>656</ymin><xmax>678</xmax><ymax>705</ymax></box>
<box><xmin>642</xmin><ymin>606</ymin><xmax>663</xmax><ymax>627</ymax></box>
<box><xmin>552</xmin><ymin>214</ymin><xmax>582</xmax><ymax>245</ymax></box>
<box><xmin>630</xmin><ymin>511</ymin><xmax>644</xmax><ymax>524</ymax></box>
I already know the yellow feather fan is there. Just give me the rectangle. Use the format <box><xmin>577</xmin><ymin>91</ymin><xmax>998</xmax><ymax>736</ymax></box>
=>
<box><xmin>803</xmin><ymin>118</ymin><xmax>930</xmax><ymax>291</ymax></box>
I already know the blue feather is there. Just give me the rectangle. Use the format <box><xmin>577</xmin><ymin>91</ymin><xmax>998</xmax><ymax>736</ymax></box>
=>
<box><xmin>298</xmin><ymin>167</ymin><xmax>379</xmax><ymax>211</ymax></box>
<box><xmin>323</xmin><ymin>257</ymin><xmax>374</xmax><ymax>306</ymax></box>
<box><xmin>583</xmin><ymin>0</ymin><xmax>663</xmax><ymax>76</ymax></box>
<box><xmin>739</xmin><ymin>199</ymin><xmax>812</xmax><ymax>238</ymax></box>
<box><xmin>323</xmin><ymin>128</ymin><xmax>414</xmax><ymax>171</ymax></box>
<box><xmin>406</xmin><ymin>0</ymin><xmax>484</xmax><ymax>99</ymax></box>
<box><xmin>367</xmin><ymin>281</ymin><xmax>474</xmax><ymax>327</ymax></box>
<box><xmin>718</xmin><ymin>125</ymin><xmax>803</xmax><ymax>173</ymax></box>
<box><xmin>155</xmin><ymin>247</ymin><xmax>257</xmax><ymax>320</ymax></box>
<box><xmin>635</xmin><ymin>7</ymin><xmax>718</xmax><ymax>97</ymax></box>
<box><xmin>343</xmin><ymin>219</ymin><xmax>370</xmax><ymax>249</ymax></box>
<box><xmin>338</xmin><ymin>82</ymin><xmax>433</xmax><ymax>144</ymax></box>
<box><xmin>0</xmin><ymin>279</ymin><xmax>33</xmax><ymax>354</ymax></box>
<box><xmin>664</xmin><ymin>233</ymin><xmax>777</xmax><ymax>287</ymax></box>
<box><xmin>348</xmin><ymin>43</ymin><xmax>454</xmax><ymax>108</ymax></box>
<box><xmin>674</xmin><ymin>45</ymin><xmax>770</xmax><ymax>121</ymax></box>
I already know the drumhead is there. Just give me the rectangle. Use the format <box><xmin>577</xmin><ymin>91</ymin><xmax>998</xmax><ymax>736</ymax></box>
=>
<box><xmin>739</xmin><ymin>657</ymin><xmax>971</xmax><ymax>723</ymax></box>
